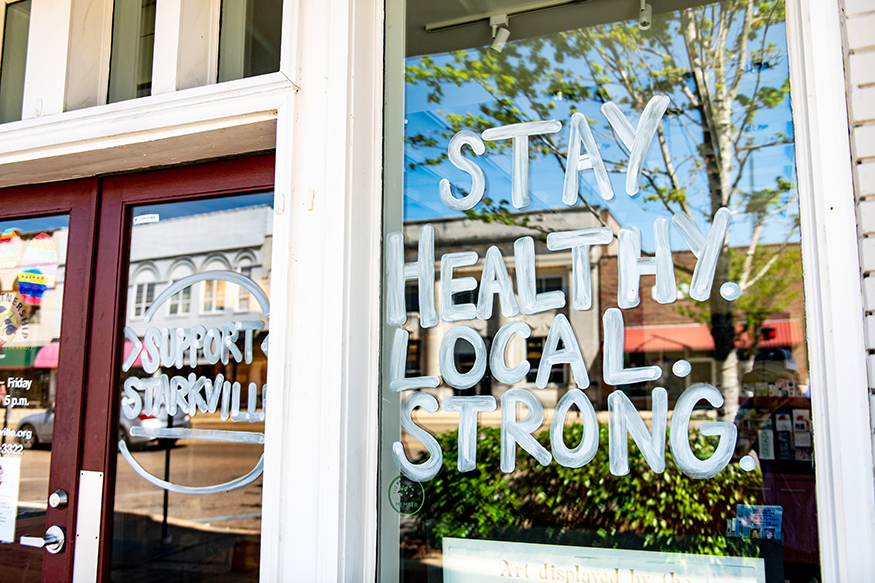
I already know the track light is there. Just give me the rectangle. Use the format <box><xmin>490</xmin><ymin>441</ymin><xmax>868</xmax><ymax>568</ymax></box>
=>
<box><xmin>490</xmin><ymin>14</ymin><xmax>510</xmax><ymax>53</ymax></box>
<box><xmin>639</xmin><ymin>0</ymin><xmax>652</xmax><ymax>30</ymax></box>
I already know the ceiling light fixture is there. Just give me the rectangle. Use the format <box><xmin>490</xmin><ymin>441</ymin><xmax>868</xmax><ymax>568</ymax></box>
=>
<box><xmin>424</xmin><ymin>0</ymin><xmax>593</xmax><ymax>34</ymax></box>
<box><xmin>490</xmin><ymin>14</ymin><xmax>511</xmax><ymax>53</ymax></box>
<box><xmin>639</xmin><ymin>0</ymin><xmax>652</xmax><ymax>30</ymax></box>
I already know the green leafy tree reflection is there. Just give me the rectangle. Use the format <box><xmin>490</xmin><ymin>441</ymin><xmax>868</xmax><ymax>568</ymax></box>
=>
<box><xmin>406</xmin><ymin>0</ymin><xmax>796</xmax><ymax>417</ymax></box>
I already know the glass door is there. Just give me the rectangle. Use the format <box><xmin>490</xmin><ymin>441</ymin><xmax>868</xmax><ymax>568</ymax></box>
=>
<box><xmin>87</xmin><ymin>155</ymin><xmax>275</xmax><ymax>581</ymax></box>
<box><xmin>0</xmin><ymin>179</ymin><xmax>97</xmax><ymax>582</ymax></box>
<box><xmin>109</xmin><ymin>193</ymin><xmax>272</xmax><ymax>581</ymax></box>
<box><xmin>0</xmin><ymin>155</ymin><xmax>274</xmax><ymax>582</ymax></box>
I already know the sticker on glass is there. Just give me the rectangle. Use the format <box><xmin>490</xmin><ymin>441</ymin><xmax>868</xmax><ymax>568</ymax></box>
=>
<box><xmin>18</xmin><ymin>233</ymin><xmax>58</xmax><ymax>305</ymax></box>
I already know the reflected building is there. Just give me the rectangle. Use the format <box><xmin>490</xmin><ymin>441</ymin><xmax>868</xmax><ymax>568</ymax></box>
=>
<box><xmin>401</xmin><ymin>207</ymin><xmax>614</xmax><ymax>409</ymax></box>
<box><xmin>123</xmin><ymin>204</ymin><xmax>273</xmax><ymax>405</ymax></box>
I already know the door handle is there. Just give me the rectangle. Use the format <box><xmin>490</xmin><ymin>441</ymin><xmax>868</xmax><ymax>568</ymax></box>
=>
<box><xmin>20</xmin><ymin>525</ymin><xmax>65</xmax><ymax>554</ymax></box>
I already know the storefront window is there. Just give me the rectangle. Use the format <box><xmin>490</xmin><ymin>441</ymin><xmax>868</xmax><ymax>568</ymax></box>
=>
<box><xmin>382</xmin><ymin>0</ymin><xmax>817</xmax><ymax>581</ymax></box>
<box><xmin>217</xmin><ymin>0</ymin><xmax>283</xmax><ymax>83</ymax></box>
<box><xmin>107</xmin><ymin>0</ymin><xmax>156</xmax><ymax>103</ymax></box>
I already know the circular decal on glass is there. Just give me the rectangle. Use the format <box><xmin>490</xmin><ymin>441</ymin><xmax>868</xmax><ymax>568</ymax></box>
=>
<box><xmin>388</xmin><ymin>475</ymin><xmax>425</xmax><ymax>515</ymax></box>
<box><xmin>0</xmin><ymin>293</ymin><xmax>28</xmax><ymax>347</ymax></box>
<box><xmin>119</xmin><ymin>270</ymin><xmax>269</xmax><ymax>495</ymax></box>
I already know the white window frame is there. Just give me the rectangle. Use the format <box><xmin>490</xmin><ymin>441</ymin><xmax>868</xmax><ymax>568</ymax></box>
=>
<box><xmin>132</xmin><ymin>281</ymin><xmax>155</xmax><ymax>318</ymax></box>
<box><xmin>787</xmin><ymin>1</ymin><xmax>875</xmax><ymax>579</ymax></box>
<box><xmin>166</xmin><ymin>261</ymin><xmax>195</xmax><ymax>317</ymax></box>
<box><xmin>20</xmin><ymin>0</ymin><xmax>223</xmax><ymax>117</ymax></box>
<box><xmin>201</xmin><ymin>278</ymin><xmax>226</xmax><ymax>314</ymax></box>
<box><xmin>258</xmin><ymin>0</ymin><xmax>381</xmax><ymax>578</ymax></box>
<box><xmin>166</xmin><ymin>281</ymin><xmax>191</xmax><ymax>316</ymax></box>
<box><xmin>236</xmin><ymin>262</ymin><xmax>254</xmax><ymax>312</ymax></box>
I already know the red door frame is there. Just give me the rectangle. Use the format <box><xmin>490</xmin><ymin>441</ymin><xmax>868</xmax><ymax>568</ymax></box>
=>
<box><xmin>87</xmin><ymin>154</ymin><xmax>275</xmax><ymax>581</ymax></box>
<box><xmin>0</xmin><ymin>178</ymin><xmax>99</xmax><ymax>581</ymax></box>
<box><xmin>0</xmin><ymin>154</ymin><xmax>274</xmax><ymax>582</ymax></box>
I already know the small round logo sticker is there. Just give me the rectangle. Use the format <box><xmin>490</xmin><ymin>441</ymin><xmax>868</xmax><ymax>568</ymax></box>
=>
<box><xmin>388</xmin><ymin>475</ymin><xmax>425</xmax><ymax>515</ymax></box>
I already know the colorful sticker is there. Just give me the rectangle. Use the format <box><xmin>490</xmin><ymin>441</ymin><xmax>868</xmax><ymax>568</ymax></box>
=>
<box><xmin>18</xmin><ymin>233</ymin><xmax>57</xmax><ymax>305</ymax></box>
<box><xmin>388</xmin><ymin>475</ymin><xmax>425</xmax><ymax>515</ymax></box>
<box><xmin>0</xmin><ymin>229</ymin><xmax>21</xmax><ymax>270</ymax></box>
<box><xmin>735</xmin><ymin>505</ymin><xmax>783</xmax><ymax>540</ymax></box>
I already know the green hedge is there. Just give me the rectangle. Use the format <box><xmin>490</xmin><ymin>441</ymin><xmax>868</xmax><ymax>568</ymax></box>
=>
<box><xmin>415</xmin><ymin>423</ymin><xmax>763</xmax><ymax>555</ymax></box>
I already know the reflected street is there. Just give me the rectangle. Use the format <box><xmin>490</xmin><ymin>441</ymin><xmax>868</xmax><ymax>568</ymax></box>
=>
<box><xmin>18</xmin><ymin>417</ymin><xmax>264</xmax><ymax>533</ymax></box>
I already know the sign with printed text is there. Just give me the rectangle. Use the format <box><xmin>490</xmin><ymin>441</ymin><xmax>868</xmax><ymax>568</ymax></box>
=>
<box><xmin>0</xmin><ymin>455</ymin><xmax>21</xmax><ymax>543</ymax></box>
<box><xmin>443</xmin><ymin>538</ymin><xmax>765</xmax><ymax>583</ymax></box>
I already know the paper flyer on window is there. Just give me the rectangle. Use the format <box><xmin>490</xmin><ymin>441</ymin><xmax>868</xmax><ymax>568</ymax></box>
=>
<box><xmin>442</xmin><ymin>538</ymin><xmax>766</xmax><ymax>583</ymax></box>
<box><xmin>735</xmin><ymin>505</ymin><xmax>782</xmax><ymax>541</ymax></box>
<box><xmin>0</xmin><ymin>455</ymin><xmax>21</xmax><ymax>543</ymax></box>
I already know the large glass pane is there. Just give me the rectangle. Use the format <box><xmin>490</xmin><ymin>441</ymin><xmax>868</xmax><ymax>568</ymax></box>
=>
<box><xmin>107</xmin><ymin>0</ymin><xmax>156</xmax><ymax>103</ymax></box>
<box><xmin>0</xmin><ymin>0</ymin><xmax>31</xmax><ymax>123</ymax></box>
<box><xmin>383</xmin><ymin>1</ymin><xmax>818</xmax><ymax>581</ymax></box>
<box><xmin>0</xmin><ymin>215</ymin><xmax>69</xmax><ymax>582</ymax></box>
<box><xmin>217</xmin><ymin>0</ymin><xmax>282</xmax><ymax>83</ymax></box>
<box><xmin>110</xmin><ymin>193</ymin><xmax>272</xmax><ymax>581</ymax></box>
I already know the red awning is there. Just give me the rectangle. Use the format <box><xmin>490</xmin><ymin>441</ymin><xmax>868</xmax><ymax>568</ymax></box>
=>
<box><xmin>123</xmin><ymin>341</ymin><xmax>144</xmax><ymax>368</ymax></box>
<box><xmin>624</xmin><ymin>320</ymin><xmax>803</xmax><ymax>353</ymax></box>
<box><xmin>34</xmin><ymin>342</ymin><xmax>59</xmax><ymax>368</ymax></box>
<box><xmin>33</xmin><ymin>341</ymin><xmax>145</xmax><ymax>369</ymax></box>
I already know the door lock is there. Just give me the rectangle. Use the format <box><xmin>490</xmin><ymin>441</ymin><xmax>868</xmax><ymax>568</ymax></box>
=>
<box><xmin>49</xmin><ymin>489</ymin><xmax>68</xmax><ymax>509</ymax></box>
<box><xmin>20</xmin><ymin>525</ymin><xmax>65</xmax><ymax>554</ymax></box>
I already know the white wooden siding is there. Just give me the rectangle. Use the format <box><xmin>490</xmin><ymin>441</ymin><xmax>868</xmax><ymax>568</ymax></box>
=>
<box><xmin>842</xmin><ymin>0</ymin><xmax>875</xmax><ymax>475</ymax></box>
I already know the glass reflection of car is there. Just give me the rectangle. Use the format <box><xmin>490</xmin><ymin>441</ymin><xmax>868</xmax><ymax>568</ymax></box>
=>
<box><xmin>16</xmin><ymin>400</ymin><xmax>191</xmax><ymax>449</ymax></box>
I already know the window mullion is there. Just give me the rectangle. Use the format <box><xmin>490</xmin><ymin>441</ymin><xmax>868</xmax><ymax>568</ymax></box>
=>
<box><xmin>20</xmin><ymin>0</ymin><xmax>72</xmax><ymax>119</ymax></box>
<box><xmin>151</xmin><ymin>0</ymin><xmax>220</xmax><ymax>95</ymax></box>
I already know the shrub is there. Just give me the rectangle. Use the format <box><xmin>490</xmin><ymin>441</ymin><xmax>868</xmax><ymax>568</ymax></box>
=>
<box><xmin>415</xmin><ymin>423</ymin><xmax>763</xmax><ymax>555</ymax></box>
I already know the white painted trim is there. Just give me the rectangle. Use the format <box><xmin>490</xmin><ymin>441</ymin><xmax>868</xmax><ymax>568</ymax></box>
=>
<box><xmin>153</xmin><ymin>0</ymin><xmax>221</xmax><ymax>93</ymax></box>
<box><xmin>153</xmin><ymin>0</ymin><xmax>181</xmax><ymax>95</ymax></box>
<box><xmin>259</xmin><ymin>0</ymin><xmax>383</xmax><ymax>579</ymax></box>
<box><xmin>65</xmin><ymin>0</ymin><xmax>114</xmax><ymax>111</ymax></box>
<box><xmin>0</xmin><ymin>73</ymin><xmax>294</xmax><ymax>187</ymax></box>
<box><xmin>379</xmin><ymin>0</ymin><xmax>406</xmax><ymax>578</ymax></box>
<box><xmin>190</xmin><ymin>0</ymin><xmax>222</xmax><ymax>88</ymax></box>
<box><xmin>787</xmin><ymin>1</ymin><xmax>875</xmax><ymax>581</ymax></box>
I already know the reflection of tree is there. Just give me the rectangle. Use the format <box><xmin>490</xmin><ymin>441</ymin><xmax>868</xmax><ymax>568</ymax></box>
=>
<box><xmin>406</xmin><ymin>0</ymin><xmax>795</xmax><ymax>417</ymax></box>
